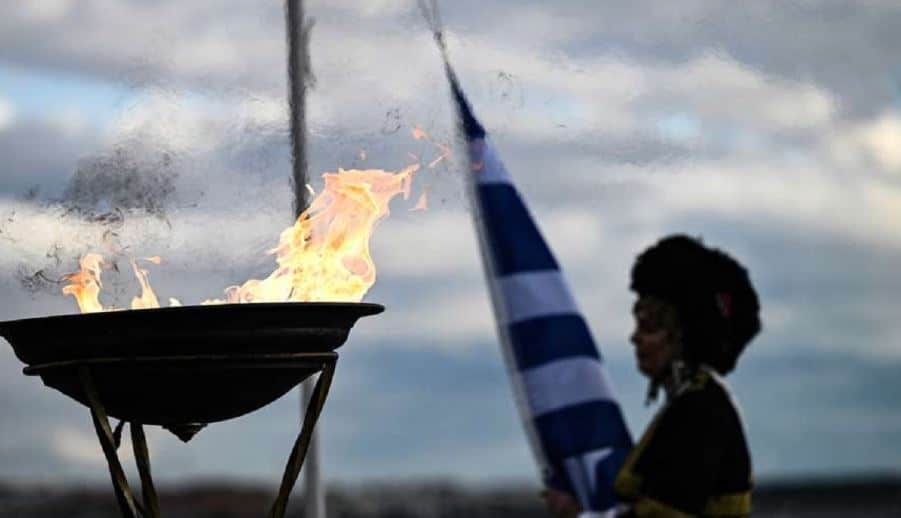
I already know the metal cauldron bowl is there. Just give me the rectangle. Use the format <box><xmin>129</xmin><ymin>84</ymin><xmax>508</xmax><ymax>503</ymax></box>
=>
<box><xmin>0</xmin><ymin>303</ymin><xmax>383</xmax><ymax>434</ymax></box>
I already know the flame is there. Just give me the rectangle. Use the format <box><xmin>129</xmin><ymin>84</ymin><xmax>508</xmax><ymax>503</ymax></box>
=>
<box><xmin>412</xmin><ymin>126</ymin><xmax>451</xmax><ymax>168</ymax></box>
<box><xmin>62</xmin><ymin>162</ymin><xmax>424</xmax><ymax>312</ymax></box>
<box><xmin>411</xmin><ymin>190</ymin><xmax>428</xmax><ymax>212</ymax></box>
<box><xmin>130</xmin><ymin>258</ymin><xmax>160</xmax><ymax>310</ymax></box>
<box><xmin>62</xmin><ymin>254</ymin><xmax>105</xmax><ymax>313</ymax></box>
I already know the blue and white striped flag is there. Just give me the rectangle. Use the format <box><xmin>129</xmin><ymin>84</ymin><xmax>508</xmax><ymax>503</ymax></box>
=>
<box><xmin>445</xmin><ymin>65</ymin><xmax>633</xmax><ymax>515</ymax></box>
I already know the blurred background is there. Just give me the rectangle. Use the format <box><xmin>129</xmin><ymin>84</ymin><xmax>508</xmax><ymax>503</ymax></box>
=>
<box><xmin>0</xmin><ymin>1</ymin><xmax>900</xmax><ymax>516</ymax></box>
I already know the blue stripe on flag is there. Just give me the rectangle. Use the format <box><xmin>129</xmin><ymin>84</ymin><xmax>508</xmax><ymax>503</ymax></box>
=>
<box><xmin>592</xmin><ymin>448</ymin><xmax>630</xmax><ymax>511</ymax></box>
<box><xmin>508</xmin><ymin>315</ymin><xmax>601</xmax><ymax>370</ymax></box>
<box><xmin>534</xmin><ymin>400</ymin><xmax>632</xmax><ymax>459</ymax></box>
<box><xmin>476</xmin><ymin>183</ymin><xmax>558</xmax><ymax>275</ymax></box>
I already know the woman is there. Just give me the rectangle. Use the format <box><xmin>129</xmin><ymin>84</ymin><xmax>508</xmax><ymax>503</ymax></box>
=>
<box><xmin>545</xmin><ymin>235</ymin><xmax>760</xmax><ymax>517</ymax></box>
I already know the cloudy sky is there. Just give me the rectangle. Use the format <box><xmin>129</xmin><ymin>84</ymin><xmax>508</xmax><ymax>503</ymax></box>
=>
<box><xmin>1</xmin><ymin>0</ymin><xmax>900</xmax><ymax>488</ymax></box>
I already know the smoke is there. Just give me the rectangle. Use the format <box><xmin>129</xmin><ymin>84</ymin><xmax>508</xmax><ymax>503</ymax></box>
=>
<box><xmin>0</xmin><ymin>86</ymin><xmax>290</xmax><ymax>304</ymax></box>
<box><xmin>64</xmin><ymin>146</ymin><xmax>178</xmax><ymax>216</ymax></box>
<box><xmin>0</xmin><ymin>12</ymin><xmax>468</xmax><ymax>310</ymax></box>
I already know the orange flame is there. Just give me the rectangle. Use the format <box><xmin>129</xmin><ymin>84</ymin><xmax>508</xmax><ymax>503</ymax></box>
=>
<box><xmin>130</xmin><ymin>258</ymin><xmax>161</xmax><ymax>310</ymax></box>
<box><xmin>412</xmin><ymin>126</ymin><xmax>451</xmax><ymax>168</ymax></box>
<box><xmin>62</xmin><ymin>163</ymin><xmax>424</xmax><ymax>312</ymax></box>
<box><xmin>411</xmin><ymin>190</ymin><xmax>428</xmax><ymax>212</ymax></box>
<box><xmin>62</xmin><ymin>253</ymin><xmax>106</xmax><ymax>313</ymax></box>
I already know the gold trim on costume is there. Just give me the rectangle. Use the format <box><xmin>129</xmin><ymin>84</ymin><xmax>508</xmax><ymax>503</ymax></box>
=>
<box><xmin>702</xmin><ymin>491</ymin><xmax>751</xmax><ymax>516</ymax></box>
<box><xmin>634</xmin><ymin>497</ymin><xmax>695</xmax><ymax>518</ymax></box>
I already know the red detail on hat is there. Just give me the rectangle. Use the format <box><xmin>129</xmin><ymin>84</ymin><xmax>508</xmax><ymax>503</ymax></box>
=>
<box><xmin>716</xmin><ymin>292</ymin><xmax>733</xmax><ymax>318</ymax></box>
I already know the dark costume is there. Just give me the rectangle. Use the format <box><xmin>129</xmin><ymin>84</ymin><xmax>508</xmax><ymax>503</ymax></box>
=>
<box><xmin>614</xmin><ymin>366</ymin><xmax>752</xmax><ymax>517</ymax></box>
<box><xmin>616</xmin><ymin>235</ymin><xmax>761</xmax><ymax>517</ymax></box>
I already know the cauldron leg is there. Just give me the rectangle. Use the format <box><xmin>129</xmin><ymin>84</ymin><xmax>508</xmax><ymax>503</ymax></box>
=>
<box><xmin>79</xmin><ymin>368</ymin><xmax>142</xmax><ymax>518</ymax></box>
<box><xmin>131</xmin><ymin>423</ymin><xmax>161</xmax><ymax>518</ymax></box>
<box><xmin>268</xmin><ymin>357</ymin><xmax>337</xmax><ymax>518</ymax></box>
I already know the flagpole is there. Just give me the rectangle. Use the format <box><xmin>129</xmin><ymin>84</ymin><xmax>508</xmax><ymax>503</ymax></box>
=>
<box><xmin>285</xmin><ymin>1</ymin><xmax>324</xmax><ymax>518</ymax></box>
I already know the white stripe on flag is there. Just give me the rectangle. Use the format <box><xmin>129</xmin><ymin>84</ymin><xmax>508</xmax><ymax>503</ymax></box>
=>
<box><xmin>565</xmin><ymin>448</ymin><xmax>614</xmax><ymax>512</ymax></box>
<box><xmin>577</xmin><ymin>511</ymin><xmax>619</xmax><ymax>518</ymax></box>
<box><xmin>522</xmin><ymin>357</ymin><xmax>615</xmax><ymax>417</ymax></box>
<box><xmin>470</xmin><ymin>137</ymin><xmax>513</xmax><ymax>185</ymax></box>
<box><xmin>495</xmin><ymin>270</ymin><xmax>578</xmax><ymax>324</ymax></box>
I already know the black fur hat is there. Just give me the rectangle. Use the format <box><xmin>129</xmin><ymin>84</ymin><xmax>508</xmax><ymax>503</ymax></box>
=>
<box><xmin>630</xmin><ymin>235</ymin><xmax>761</xmax><ymax>374</ymax></box>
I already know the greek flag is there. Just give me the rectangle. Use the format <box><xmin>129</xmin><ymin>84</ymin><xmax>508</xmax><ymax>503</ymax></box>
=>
<box><xmin>446</xmin><ymin>67</ymin><xmax>633</xmax><ymax>515</ymax></box>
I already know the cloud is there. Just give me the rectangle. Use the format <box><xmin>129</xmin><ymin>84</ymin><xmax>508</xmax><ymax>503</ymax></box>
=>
<box><xmin>0</xmin><ymin>96</ymin><xmax>14</xmax><ymax>131</ymax></box>
<box><xmin>43</xmin><ymin>107</ymin><xmax>93</xmax><ymax>137</ymax></box>
<box><xmin>447</xmin><ymin>45</ymin><xmax>839</xmax><ymax>152</ymax></box>
<box><xmin>2</xmin><ymin>0</ymin><xmax>901</xmax><ymax>485</ymax></box>
<box><xmin>827</xmin><ymin>111</ymin><xmax>901</xmax><ymax>173</ymax></box>
<box><xmin>646</xmin><ymin>53</ymin><xmax>836</xmax><ymax>133</ymax></box>
<box><xmin>0</xmin><ymin>121</ymin><xmax>102</xmax><ymax>199</ymax></box>
<box><xmin>0</xmin><ymin>0</ymin><xmax>896</xmax><ymax>127</ymax></box>
<box><xmin>51</xmin><ymin>426</ymin><xmax>117</xmax><ymax>467</ymax></box>
<box><xmin>20</xmin><ymin>0</ymin><xmax>74</xmax><ymax>23</ymax></box>
<box><xmin>322</xmin><ymin>0</ymin><xmax>413</xmax><ymax>19</ymax></box>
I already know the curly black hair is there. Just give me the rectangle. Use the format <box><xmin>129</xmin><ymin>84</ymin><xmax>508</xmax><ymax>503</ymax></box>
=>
<box><xmin>630</xmin><ymin>234</ymin><xmax>761</xmax><ymax>374</ymax></box>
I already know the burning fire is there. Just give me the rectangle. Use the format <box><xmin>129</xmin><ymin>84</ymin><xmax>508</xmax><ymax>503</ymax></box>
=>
<box><xmin>62</xmin><ymin>158</ymin><xmax>428</xmax><ymax>313</ymax></box>
<box><xmin>62</xmin><ymin>254</ymin><xmax>105</xmax><ymax>313</ymax></box>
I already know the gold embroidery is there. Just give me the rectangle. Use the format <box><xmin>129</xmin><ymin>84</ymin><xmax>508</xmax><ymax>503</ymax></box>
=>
<box><xmin>634</xmin><ymin>497</ymin><xmax>695</xmax><ymax>518</ymax></box>
<box><xmin>686</xmin><ymin>368</ymin><xmax>710</xmax><ymax>393</ymax></box>
<box><xmin>703</xmin><ymin>491</ymin><xmax>751</xmax><ymax>516</ymax></box>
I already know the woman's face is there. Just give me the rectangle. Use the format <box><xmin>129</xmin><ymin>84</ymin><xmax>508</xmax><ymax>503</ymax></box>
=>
<box><xmin>630</xmin><ymin>297</ymin><xmax>681</xmax><ymax>379</ymax></box>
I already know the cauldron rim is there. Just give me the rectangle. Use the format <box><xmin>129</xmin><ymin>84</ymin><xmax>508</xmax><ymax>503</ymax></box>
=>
<box><xmin>0</xmin><ymin>302</ymin><xmax>383</xmax><ymax>429</ymax></box>
<box><xmin>0</xmin><ymin>301</ymin><xmax>385</xmax><ymax>329</ymax></box>
<box><xmin>0</xmin><ymin>301</ymin><xmax>384</xmax><ymax>365</ymax></box>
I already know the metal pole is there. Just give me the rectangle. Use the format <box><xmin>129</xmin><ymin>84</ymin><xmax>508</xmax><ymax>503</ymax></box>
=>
<box><xmin>301</xmin><ymin>379</ymin><xmax>325</xmax><ymax>518</ymax></box>
<box><xmin>79</xmin><ymin>368</ymin><xmax>141</xmax><ymax>518</ymax></box>
<box><xmin>269</xmin><ymin>357</ymin><xmax>336</xmax><ymax>518</ymax></box>
<box><xmin>131</xmin><ymin>423</ymin><xmax>161</xmax><ymax>518</ymax></box>
<box><xmin>285</xmin><ymin>0</ymin><xmax>311</xmax><ymax>215</ymax></box>
<box><xmin>285</xmin><ymin>1</ymin><xmax>324</xmax><ymax>517</ymax></box>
